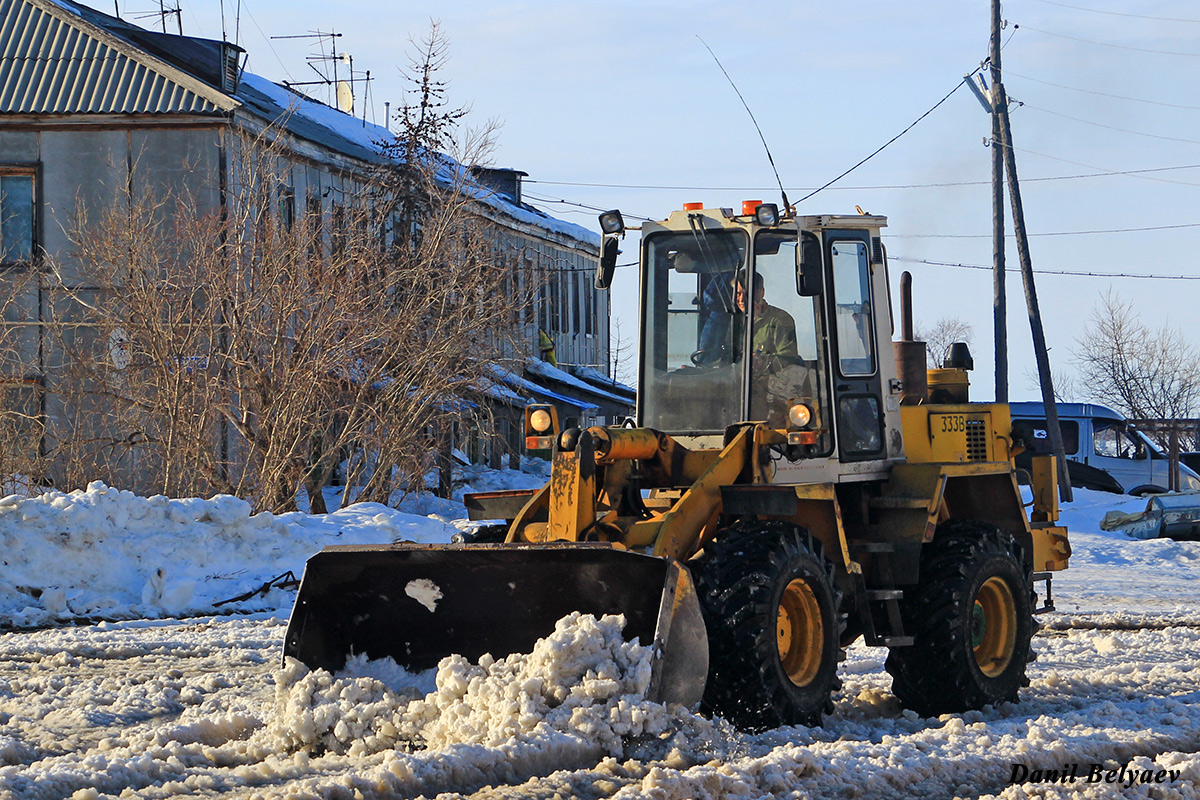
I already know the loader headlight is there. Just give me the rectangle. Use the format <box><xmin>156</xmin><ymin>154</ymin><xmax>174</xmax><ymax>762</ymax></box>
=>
<box><xmin>530</xmin><ymin>408</ymin><xmax>553</xmax><ymax>433</ymax></box>
<box><xmin>755</xmin><ymin>203</ymin><xmax>779</xmax><ymax>226</ymax></box>
<box><xmin>787</xmin><ymin>402</ymin><xmax>812</xmax><ymax>429</ymax></box>
<box><xmin>598</xmin><ymin>209</ymin><xmax>625</xmax><ymax>235</ymax></box>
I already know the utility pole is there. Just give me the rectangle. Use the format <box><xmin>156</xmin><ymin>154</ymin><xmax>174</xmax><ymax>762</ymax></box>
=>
<box><xmin>990</xmin><ymin>0</ymin><xmax>1007</xmax><ymax>403</ymax></box>
<box><xmin>993</xmin><ymin>81</ymin><xmax>1074</xmax><ymax>502</ymax></box>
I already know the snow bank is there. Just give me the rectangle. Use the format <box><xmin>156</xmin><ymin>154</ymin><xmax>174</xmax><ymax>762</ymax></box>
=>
<box><xmin>0</xmin><ymin>481</ymin><xmax>460</xmax><ymax>627</ymax></box>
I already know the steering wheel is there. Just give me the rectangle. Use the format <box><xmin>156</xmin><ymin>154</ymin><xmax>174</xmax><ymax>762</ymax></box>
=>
<box><xmin>691</xmin><ymin>347</ymin><xmax>726</xmax><ymax>367</ymax></box>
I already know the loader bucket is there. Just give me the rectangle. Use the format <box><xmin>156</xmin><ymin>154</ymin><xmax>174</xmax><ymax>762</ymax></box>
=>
<box><xmin>283</xmin><ymin>542</ymin><xmax>709</xmax><ymax>706</ymax></box>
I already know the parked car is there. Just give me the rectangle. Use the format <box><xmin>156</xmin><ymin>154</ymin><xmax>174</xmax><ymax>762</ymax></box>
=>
<box><xmin>1009</xmin><ymin>402</ymin><xmax>1200</xmax><ymax>496</ymax></box>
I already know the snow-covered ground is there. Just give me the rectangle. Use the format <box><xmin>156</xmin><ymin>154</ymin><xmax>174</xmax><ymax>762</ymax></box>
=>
<box><xmin>0</xmin><ymin>473</ymin><xmax>1197</xmax><ymax>800</ymax></box>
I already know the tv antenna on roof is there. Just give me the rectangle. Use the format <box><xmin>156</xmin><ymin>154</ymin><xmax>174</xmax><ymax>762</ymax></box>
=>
<box><xmin>124</xmin><ymin>0</ymin><xmax>182</xmax><ymax>34</ymax></box>
<box><xmin>273</xmin><ymin>31</ymin><xmax>374</xmax><ymax>121</ymax></box>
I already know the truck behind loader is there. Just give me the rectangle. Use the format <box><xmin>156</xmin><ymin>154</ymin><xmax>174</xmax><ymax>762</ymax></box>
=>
<box><xmin>284</xmin><ymin>201</ymin><xmax>1071</xmax><ymax>731</ymax></box>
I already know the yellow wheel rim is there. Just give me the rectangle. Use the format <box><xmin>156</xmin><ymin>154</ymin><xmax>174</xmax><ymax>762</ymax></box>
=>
<box><xmin>776</xmin><ymin>578</ymin><xmax>824</xmax><ymax>687</ymax></box>
<box><xmin>972</xmin><ymin>576</ymin><xmax>1017</xmax><ymax>677</ymax></box>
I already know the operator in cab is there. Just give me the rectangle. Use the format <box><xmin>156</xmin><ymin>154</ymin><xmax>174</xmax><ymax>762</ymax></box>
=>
<box><xmin>735</xmin><ymin>270</ymin><xmax>798</xmax><ymax>375</ymax></box>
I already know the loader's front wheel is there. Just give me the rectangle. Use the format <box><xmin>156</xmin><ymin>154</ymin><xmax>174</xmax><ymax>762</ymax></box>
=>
<box><xmin>885</xmin><ymin>520</ymin><xmax>1033</xmax><ymax>716</ymax></box>
<box><xmin>696</xmin><ymin>521</ymin><xmax>840</xmax><ymax>731</ymax></box>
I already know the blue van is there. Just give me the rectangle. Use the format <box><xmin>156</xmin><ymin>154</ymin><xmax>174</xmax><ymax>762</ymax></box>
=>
<box><xmin>1009</xmin><ymin>402</ymin><xmax>1200</xmax><ymax>496</ymax></box>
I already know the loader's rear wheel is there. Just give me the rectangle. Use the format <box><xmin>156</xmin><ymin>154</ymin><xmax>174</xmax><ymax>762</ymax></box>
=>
<box><xmin>885</xmin><ymin>520</ymin><xmax>1033</xmax><ymax>716</ymax></box>
<box><xmin>696</xmin><ymin>521</ymin><xmax>840</xmax><ymax>731</ymax></box>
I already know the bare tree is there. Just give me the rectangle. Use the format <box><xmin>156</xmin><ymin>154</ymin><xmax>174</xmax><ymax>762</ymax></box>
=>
<box><xmin>915</xmin><ymin>316</ymin><xmax>975</xmax><ymax>368</ymax></box>
<box><xmin>1024</xmin><ymin>365</ymin><xmax>1079</xmax><ymax>404</ymax></box>
<box><xmin>40</xmin><ymin>27</ymin><xmax>531</xmax><ymax>512</ymax></box>
<box><xmin>609</xmin><ymin>317</ymin><xmax>637</xmax><ymax>389</ymax></box>
<box><xmin>1073</xmin><ymin>289</ymin><xmax>1200</xmax><ymax>424</ymax></box>
<box><xmin>0</xmin><ymin>268</ymin><xmax>49</xmax><ymax>490</ymax></box>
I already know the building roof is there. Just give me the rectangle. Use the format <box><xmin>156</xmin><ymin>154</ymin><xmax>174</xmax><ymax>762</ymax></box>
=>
<box><xmin>1</xmin><ymin>0</ymin><xmax>238</xmax><ymax>113</ymax></box>
<box><xmin>3</xmin><ymin>0</ymin><xmax>601</xmax><ymax>248</ymax></box>
<box><xmin>526</xmin><ymin>359</ymin><xmax>634</xmax><ymax>409</ymax></box>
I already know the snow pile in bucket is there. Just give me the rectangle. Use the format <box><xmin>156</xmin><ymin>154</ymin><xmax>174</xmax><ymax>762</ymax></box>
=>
<box><xmin>272</xmin><ymin>612</ymin><xmax>672</xmax><ymax>753</ymax></box>
<box><xmin>267</xmin><ymin>612</ymin><xmax>715</xmax><ymax>794</ymax></box>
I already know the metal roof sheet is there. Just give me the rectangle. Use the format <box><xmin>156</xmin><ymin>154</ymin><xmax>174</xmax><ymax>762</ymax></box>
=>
<box><xmin>0</xmin><ymin>0</ymin><xmax>222</xmax><ymax>114</ymax></box>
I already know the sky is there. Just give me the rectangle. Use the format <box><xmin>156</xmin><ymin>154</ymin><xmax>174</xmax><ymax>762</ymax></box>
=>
<box><xmin>136</xmin><ymin>0</ymin><xmax>1200</xmax><ymax>402</ymax></box>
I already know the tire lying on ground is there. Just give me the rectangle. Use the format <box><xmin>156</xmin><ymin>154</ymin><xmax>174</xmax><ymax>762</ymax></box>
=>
<box><xmin>695</xmin><ymin>520</ymin><xmax>841</xmax><ymax>731</ymax></box>
<box><xmin>885</xmin><ymin>519</ymin><xmax>1033</xmax><ymax>716</ymax></box>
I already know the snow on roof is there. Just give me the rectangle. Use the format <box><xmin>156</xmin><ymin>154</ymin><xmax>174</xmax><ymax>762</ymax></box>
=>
<box><xmin>526</xmin><ymin>358</ymin><xmax>633</xmax><ymax>408</ymax></box>
<box><xmin>233</xmin><ymin>77</ymin><xmax>599</xmax><ymax>247</ymax></box>
<box><xmin>568</xmin><ymin>364</ymin><xmax>636</xmax><ymax>399</ymax></box>
<box><xmin>236</xmin><ymin>72</ymin><xmax>393</xmax><ymax>164</ymax></box>
<box><xmin>491</xmin><ymin>365</ymin><xmax>598</xmax><ymax>412</ymax></box>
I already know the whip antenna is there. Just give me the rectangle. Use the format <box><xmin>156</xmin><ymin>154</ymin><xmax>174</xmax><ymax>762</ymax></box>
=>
<box><xmin>697</xmin><ymin>35</ymin><xmax>791</xmax><ymax>213</ymax></box>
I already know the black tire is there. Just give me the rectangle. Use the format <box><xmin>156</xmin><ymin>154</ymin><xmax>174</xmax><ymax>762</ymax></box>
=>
<box><xmin>885</xmin><ymin>520</ymin><xmax>1033</xmax><ymax>716</ymax></box>
<box><xmin>695</xmin><ymin>520</ymin><xmax>841</xmax><ymax>731</ymax></box>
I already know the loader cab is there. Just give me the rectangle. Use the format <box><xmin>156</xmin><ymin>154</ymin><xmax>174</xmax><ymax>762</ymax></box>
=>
<box><xmin>636</xmin><ymin>205</ymin><xmax>901</xmax><ymax>472</ymax></box>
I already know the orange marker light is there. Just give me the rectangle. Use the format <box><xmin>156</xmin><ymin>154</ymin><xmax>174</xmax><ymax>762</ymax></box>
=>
<box><xmin>682</xmin><ymin>202</ymin><xmax>704</xmax><ymax>211</ymax></box>
<box><xmin>742</xmin><ymin>200</ymin><xmax>763</xmax><ymax>216</ymax></box>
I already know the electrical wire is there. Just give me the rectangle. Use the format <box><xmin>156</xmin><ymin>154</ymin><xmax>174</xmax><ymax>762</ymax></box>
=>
<box><xmin>995</xmin><ymin>140</ymin><xmax>1200</xmax><ymax>187</ymax></box>
<box><xmin>1006</xmin><ymin>70</ymin><xmax>1200</xmax><ymax>111</ymax></box>
<box><xmin>891</xmin><ymin>256</ymin><xmax>1200</xmax><ymax>281</ymax></box>
<box><xmin>525</xmin><ymin>162</ymin><xmax>1200</xmax><ymax>192</ymax></box>
<box><xmin>794</xmin><ymin>79</ymin><xmax>967</xmax><ymax>205</ymax></box>
<box><xmin>1017</xmin><ymin>103</ymin><xmax>1200</xmax><ymax>145</ymax></box>
<box><xmin>522</xmin><ymin>192</ymin><xmax>653</xmax><ymax>222</ymax></box>
<box><xmin>239</xmin><ymin>1</ymin><xmax>296</xmax><ymax>82</ymax></box>
<box><xmin>893</xmin><ymin>222</ymin><xmax>1200</xmax><ymax>239</ymax></box>
<box><xmin>1028</xmin><ymin>0</ymin><xmax>1200</xmax><ymax>24</ymax></box>
<box><xmin>1017</xmin><ymin>24</ymin><xmax>1200</xmax><ymax>58</ymax></box>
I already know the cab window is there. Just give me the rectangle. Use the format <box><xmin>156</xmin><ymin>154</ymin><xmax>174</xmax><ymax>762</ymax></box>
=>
<box><xmin>830</xmin><ymin>240</ymin><xmax>875</xmax><ymax>376</ymax></box>
<box><xmin>1012</xmin><ymin>418</ymin><xmax>1079</xmax><ymax>456</ymax></box>
<box><xmin>1093</xmin><ymin>422</ymin><xmax>1145</xmax><ymax>460</ymax></box>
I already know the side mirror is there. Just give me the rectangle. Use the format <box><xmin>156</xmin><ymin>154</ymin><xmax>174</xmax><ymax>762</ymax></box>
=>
<box><xmin>796</xmin><ymin>231</ymin><xmax>823</xmax><ymax>296</ymax></box>
<box><xmin>595</xmin><ymin>237</ymin><xmax>619</xmax><ymax>290</ymax></box>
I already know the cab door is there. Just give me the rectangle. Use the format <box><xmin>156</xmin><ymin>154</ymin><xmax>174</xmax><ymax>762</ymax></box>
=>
<box><xmin>825</xmin><ymin>231</ymin><xmax>885</xmax><ymax>462</ymax></box>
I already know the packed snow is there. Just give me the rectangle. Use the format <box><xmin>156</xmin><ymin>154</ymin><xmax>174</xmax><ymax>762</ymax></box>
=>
<box><xmin>0</xmin><ymin>469</ymin><xmax>1196</xmax><ymax>799</ymax></box>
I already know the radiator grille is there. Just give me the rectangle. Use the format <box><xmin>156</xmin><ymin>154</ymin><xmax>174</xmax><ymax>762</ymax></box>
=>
<box><xmin>966</xmin><ymin>419</ymin><xmax>988</xmax><ymax>461</ymax></box>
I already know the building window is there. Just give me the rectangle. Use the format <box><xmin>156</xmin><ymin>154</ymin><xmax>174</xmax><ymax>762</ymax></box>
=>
<box><xmin>306</xmin><ymin>192</ymin><xmax>322</xmax><ymax>257</ymax></box>
<box><xmin>331</xmin><ymin>202</ymin><xmax>345</xmax><ymax>257</ymax></box>
<box><xmin>569</xmin><ymin>270</ymin><xmax>580</xmax><ymax>335</ymax></box>
<box><xmin>278</xmin><ymin>184</ymin><xmax>295</xmax><ymax>230</ymax></box>
<box><xmin>0</xmin><ymin>171</ymin><xmax>35</xmax><ymax>268</ymax></box>
<box><xmin>584</xmin><ymin>272</ymin><xmax>595</xmax><ymax>336</ymax></box>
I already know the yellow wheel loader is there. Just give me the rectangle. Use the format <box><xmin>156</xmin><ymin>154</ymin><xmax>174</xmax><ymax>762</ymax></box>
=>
<box><xmin>284</xmin><ymin>201</ymin><xmax>1071</xmax><ymax>731</ymax></box>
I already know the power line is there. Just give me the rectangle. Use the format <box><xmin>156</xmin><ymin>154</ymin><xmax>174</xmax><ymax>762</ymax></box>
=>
<box><xmin>999</xmin><ymin>140</ymin><xmax>1200</xmax><ymax>187</ymax></box>
<box><xmin>1006</xmin><ymin>70</ymin><xmax>1200</xmax><ymax>111</ymax></box>
<box><xmin>794</xmin><ymin>79</ymin><xmax>967</xmax><ymax>205</ymax></box>
<box><xmin>894</xmin><ymin>222</ymin><xmax>1200</xmax><ymax>239</ymax></box>
<box><xmin>1017</xmin><ymin>24</ymin><xmax>1200</xmax><ymax>57</ymax></box>
<box><xmin>522</xmin><ymin>192</ymin><xmax>654</xmax><ymax>223</ymax></box>
<box><xmin>1018</xmin><ymin>103</ymin><xmax>1200</xmax><ymax>145</ymax></box>
<box><xmin>892</xmin><ymin>256</ymin><xmax>1200</xmax><ymax>281</ymax></box>
<box><xmin>525</xmin><ymin>162</ymin><xmax>1200</xmax><ymax>192</ymax></box>
<box><xmin>1029</xmin><ymin>0</ymin><xmax>1200</xmax><ymax>24</ymax></box>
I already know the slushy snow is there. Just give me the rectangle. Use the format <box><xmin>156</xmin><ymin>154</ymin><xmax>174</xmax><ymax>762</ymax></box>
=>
<box><xmin>0</xmin><ymin>473</ymin><xmax>1196</xmax><ymax>799</ymax></box>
